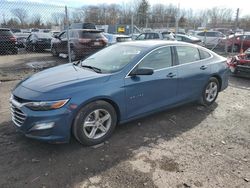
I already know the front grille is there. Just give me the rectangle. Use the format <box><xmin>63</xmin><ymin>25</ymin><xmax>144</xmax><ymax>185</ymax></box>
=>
<box><xmin>10</xmin><ymin>102</ymin><xmax>26</xmax><ymax>127</ymax></box>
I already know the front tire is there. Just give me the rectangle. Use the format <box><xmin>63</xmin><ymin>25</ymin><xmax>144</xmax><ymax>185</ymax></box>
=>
<box><xmin>200</xmin><ymin>77</ymin><xmax>219</xmax><ymax>106</ymax></box>
<box><xmin>73</xmin><ymin>100</ymin><xmax>117</xmax><ymax>146</ymax></box>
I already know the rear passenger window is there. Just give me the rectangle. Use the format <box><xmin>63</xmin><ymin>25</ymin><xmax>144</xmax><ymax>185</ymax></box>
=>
<box><xmin>176</xmin><ymin>46</ymin><xmax>200</xmax><ymax>64</ymax></box>
<box><xmin>199</xmin><ymin>49</ymin><xmax>211</xmax><ymax>59</ymax></box>
<box><xmin>197</xmin><ymin>32</ymin><xmax>205</xmax><ymax>36</ymax></box>
<box><xmin>138</xmin><ymin>47</ymin><xmax>172</xmax><ymax>70</ymax></box>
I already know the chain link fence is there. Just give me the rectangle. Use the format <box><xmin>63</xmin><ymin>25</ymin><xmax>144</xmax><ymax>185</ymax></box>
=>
<box><xmin>0</xmin><ymin>1</ymin><xmax>249</xmax><ymax>81</ymax></box>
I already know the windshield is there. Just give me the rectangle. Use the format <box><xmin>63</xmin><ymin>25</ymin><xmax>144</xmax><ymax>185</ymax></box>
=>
<box><xmin>80</xmin><ymin>44</ymin><xmax>145</xmax><ymax>73</ymax></box>
<box><xmin>35</xmin><ymin>33</ymin><xmax>52</xmax><ymax>38</ymax></box>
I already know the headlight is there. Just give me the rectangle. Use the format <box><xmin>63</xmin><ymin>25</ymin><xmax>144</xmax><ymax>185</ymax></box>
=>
<box><xmin>25</xmin><ymin>99</ymin><xmax>69</xmax><ymax>111</ymax></box>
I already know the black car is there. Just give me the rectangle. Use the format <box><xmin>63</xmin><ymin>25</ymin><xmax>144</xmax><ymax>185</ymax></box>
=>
<box><xmin>25</xmin><ymin>33</ymin><xmax>52</xmax><ymax>52</ymax></box>
<box><xmin>0</xmin><ymin>28</ymin><xmax>18</xmax><ymax>54</ymax></box>
<box><xmin>15</xmin><ymin>32</ymin><xmax>30</xmax><ymax>48</ymax></box>
<box><xmin>51</xmin><ymin>29</ymin><xmax>107</xmax><ymax>60</ymax></box>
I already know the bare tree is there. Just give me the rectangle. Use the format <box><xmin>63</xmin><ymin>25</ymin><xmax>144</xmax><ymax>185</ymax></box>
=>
<box><xmin>137</xmin><ymin>0</ymin><xmax>150</xmax><ymax>27</ymax></box>
<box><xmin>11</xmin><ymin>8</ymin><xmax>28</xmax><ymax>26</ymax></box>
<box><xmin>51</xmin><ymin>12</ymin><xmax>65</xmax><ymax>26</ymax></box>
<box><xmin>31</xmin><ymin>14</ymin><xmax>42</xmax><ymax>28</ymax></box>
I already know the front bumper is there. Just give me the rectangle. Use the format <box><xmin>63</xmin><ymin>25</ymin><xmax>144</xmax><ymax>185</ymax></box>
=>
<box><xmin>10</xmin><ymin>97</ymin><xmax>73</xmax><ymax>143</ymax></box>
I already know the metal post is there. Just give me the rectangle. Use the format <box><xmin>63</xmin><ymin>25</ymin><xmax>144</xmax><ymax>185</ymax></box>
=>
<box><xmin>65</xmin><ymin>6</ymin><xmax>71</xmax><ymax>63</ymax></box>
<box><xmin>131</xmin><ymin>15</ymin><xmax>134</xmax><ymax>34</ymax></box>
<box><xmin>175</xmin><ymin>3</ymin><xmax>180</xmax><ymax>34</ymax></box>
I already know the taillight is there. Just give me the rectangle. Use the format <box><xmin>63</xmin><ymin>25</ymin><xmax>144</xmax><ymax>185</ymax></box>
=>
<box><xmin>10</xmin><ymin>37</ymin><xmax>17</xmax><ymax>42</ymax></box>
<box><xmin>100</xmin><ymin>38</ymin><xmax>108</xmax><ymax>45</ymax></box>
<box><xmin>79</xmin><ymin>38</ymin><xmax>91</xmax><ymax>43</ymax></box>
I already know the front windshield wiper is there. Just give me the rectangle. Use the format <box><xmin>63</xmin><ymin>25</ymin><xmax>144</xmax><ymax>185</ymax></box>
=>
<box><xmin>81</xmin><ymin>65</ymin><xmax>102</xmax><ymax>73</ymax></box>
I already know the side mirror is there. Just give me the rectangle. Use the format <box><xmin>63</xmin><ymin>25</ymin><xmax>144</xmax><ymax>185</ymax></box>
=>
<box><xmin>130</xmin><ymin>67</ymin><xmax>154</xmax><ymax>76</ymax></box>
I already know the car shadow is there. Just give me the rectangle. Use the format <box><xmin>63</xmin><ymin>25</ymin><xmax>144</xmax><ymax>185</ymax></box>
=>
<box><xmin>0</xmin><ymin>102</ymin><xmax>218</xmax><ymax>187</ymax></box>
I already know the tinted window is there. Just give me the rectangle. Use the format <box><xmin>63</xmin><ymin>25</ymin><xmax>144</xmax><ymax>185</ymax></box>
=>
<box><xmin>0</xmin><ymin>29</ymin><xmax>13</xmax><ymax>36</ymax></box>
<box><xmin>146</xmin><ymin>33</ymin><xmax>159</xmax><ymax>39</ymax></box>
<box><xmin>136</xmin><ymin>34</ymin><xmax>146</xmax><ymax>40</ymax></box>
<box><xmin>176</xmin><ymin>36</ymin><xmax>183</xmax><ymax>41</ymax></box>
<box><xmin>199</xmin><ymin>49</ymin><xmax>211</xmax><ymax>59</ymax></box>
<box><xmin>176</xmin><ymin>46</ymin><xmax>200</xmax><ymax>64</ymax></box>
<box><xmin>206</xmin><ymin>32</ymin><xmax>216</xmax><ymax>37</ymax></box>
<box><xmin>197</xmin><ymin>32</ymin><xmax>205</xmax><ymax>36</ymax></box>
<box><xmin>79</xmin><ymin>31</ymin><xmax>103</xmax><ymax>39</ymax></box>
<box><xmin>138</xmin><ymin>47</ymin><xmax>172</xmax><ymax>70</ymax></box>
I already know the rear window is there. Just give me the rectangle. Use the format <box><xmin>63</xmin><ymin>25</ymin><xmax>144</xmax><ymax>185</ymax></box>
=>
<box><xmin>79</xmin><ymin>31</ymin><xmax>103</xmax><ymax>39</ymax></box>
<box><xmin>176</xmin><ymin>46</ymin><xmax>200</xmax><ymax>64</ymax></box>
<box><xmin>0</xmin><ymin>30</ymin><xmax>13</xmax><ymax>36</ymax></box>
<box><xmin>199</xmin><ymin>49</ymin><xmax>211</xmax><ymax>59</ymax></box>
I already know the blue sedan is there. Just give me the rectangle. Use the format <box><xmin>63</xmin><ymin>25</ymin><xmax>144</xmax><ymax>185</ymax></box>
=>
<box><xmin>10</xmin><ymin>41</ymin><xmax>229</xmax><ymax>145</ymax></box>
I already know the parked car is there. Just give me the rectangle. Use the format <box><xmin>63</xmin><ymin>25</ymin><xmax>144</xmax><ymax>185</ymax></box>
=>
<box><xmin>10</xmin><ymin>41</ymin><xmax>229</xmax><ymax>145</ymax></box>
<box><xmin>219</xmin><ymin>34</ymin><xmax>250</xmax><ymax>52</ymax></box>
<box><xmin>0</xmin><ymin>28</ymin><xmax>18</xmax><ymax>54</ymax></box>
<box><xmin>103</xmin><ymin>33</ymin><xmax>132</xmax><ymax>45</ymax></box>
<box><xmin>51</xmin><ymin>29</ymin><xmax>107</xmax><ymax>60</ymax></box>
<box><xmin>135</xmin><ymin>31</ymin><xmax>176</xmax><ymax>41</ymax></box>
<box><xmin>25</xmin><ymin>32</ymin><xmax>52</xmax><ymax>52</ymax></box>
<box><xmin>193</xmin><ymin>31</ymin><xmax>225</xmax><ymax>46</ymax></box>
<box><xmin>228</xmin><ymin>48</ymin><xmax>250</xmax><ymax>77</ymax></box>
<box><xmin>14</xmin><ymin>32</ymin><xmax>30</xmax><ymax>48</ymax></box>
<box><xmin>175</xmin><ymin>34</ymin><xmax>203</xmax><ymax>45</ymax></box>
<box><xmin>70</xmin><ymin>22</ymin><xmax>96</xmax><ymax>29</ymax></box>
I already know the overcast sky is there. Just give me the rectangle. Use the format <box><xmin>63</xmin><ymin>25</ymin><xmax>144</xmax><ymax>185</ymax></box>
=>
<box><xmin>3</xmin><ymin>0</ymin><xmax>249</xmax><ymax>17</ymax></box>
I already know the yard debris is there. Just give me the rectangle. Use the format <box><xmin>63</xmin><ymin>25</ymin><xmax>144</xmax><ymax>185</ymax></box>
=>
<box><xmin>221</xmin><ymin>140</ymin><xmax>226</xmax><ymax>145</ymax></box>
<box><xmin>30</xmin><ymin>176</ymin><xmax>40</xmax><ymax>183</ymax></box>
<box><xmin>210</xmin><ymin>152</ymin><xmax>222</xmax><ymax>157</ymax></box>
<box><xmin>183</xmin><ymin>182</ymin><xmax>191</xmax><ymax>187</ymax></box>
<box><xmin>31</xmin><ymin>158</ymin><xmax>40</xmax><ymax>163</ymax></box>
<box><xmin>244</xmin><ymin>178</ymin><xmax>249</xmax><ymax>182</ymax></box>
<box><xmin>92</xmin><ymin>142</ymin><xmax>104</xmax><ymax>149</ymax></box>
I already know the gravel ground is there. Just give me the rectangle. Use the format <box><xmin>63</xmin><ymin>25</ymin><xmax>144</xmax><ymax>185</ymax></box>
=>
<box><xmin>0</xmin><ymin>53</ymin><xmax>249</xmax><ymax>188</ymax></box>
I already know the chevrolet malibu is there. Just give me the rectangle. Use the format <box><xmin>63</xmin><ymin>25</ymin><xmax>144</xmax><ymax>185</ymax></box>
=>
<box><xmin>10</xmin><ymin>41</ymin><xmax>229</xmax><ymax>145</ymax></box>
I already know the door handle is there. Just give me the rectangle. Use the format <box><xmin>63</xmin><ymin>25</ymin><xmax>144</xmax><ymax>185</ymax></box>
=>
<box><xmin>200</xmin><ymin>65</ymin><xmax>208</xmax><ymax>70</ymax></box>
<box><xmin>166</xmin><ymin>72</ymin><xmax>176</xmax><ymax>78</ymax></box>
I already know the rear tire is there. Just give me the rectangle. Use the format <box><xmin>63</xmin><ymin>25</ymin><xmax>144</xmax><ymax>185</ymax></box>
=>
<box><xmin>200</xmin><ymin>77</ymin><xmax>219</xmax><ymax>106</ymax></box>
<box><xmin>73</xmin><ymin>100</ymin><xmax>117</xmax><ymax>146</ymax></box>
<box><xmin>51</xmin><ymin>46</ymin><xmax>58</xmax><ymax>56</ymax></box>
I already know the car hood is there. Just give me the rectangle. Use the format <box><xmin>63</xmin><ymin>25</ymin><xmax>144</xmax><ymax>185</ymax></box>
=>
<box><xmin>20</xmin><ymin>63</ymin><xmax>110</xmax><ymax>93</ymax></box>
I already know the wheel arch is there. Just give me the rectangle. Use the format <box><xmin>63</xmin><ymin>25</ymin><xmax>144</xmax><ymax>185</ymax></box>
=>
<box><xmin>210</xmin><ymin>74</ymin><xmax>222</xmax><ymax>91</ymax></box>
<box><xmin>70</xmin><ymin>97</ymin><xmax>121</xmax><ymax>132</ymax></box>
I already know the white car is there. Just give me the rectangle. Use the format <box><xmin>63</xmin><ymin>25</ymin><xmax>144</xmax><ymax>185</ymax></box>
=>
<box><xmin>193</xmin><ymin>31</ymin><xmax>225</xmax><ymax>46</ymax></box>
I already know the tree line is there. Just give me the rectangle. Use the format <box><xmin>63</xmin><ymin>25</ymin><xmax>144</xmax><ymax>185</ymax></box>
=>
<box><xmin>1</xmin><ymin>0</ymin><xmax>250</xmax><ymax>31</ymax></box>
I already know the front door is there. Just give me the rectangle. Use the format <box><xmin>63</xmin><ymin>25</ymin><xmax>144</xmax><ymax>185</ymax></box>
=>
<box><xmin>125</xmin><ymin>46</ymin><xmax>178</xmax><ymax>119</ymax></box>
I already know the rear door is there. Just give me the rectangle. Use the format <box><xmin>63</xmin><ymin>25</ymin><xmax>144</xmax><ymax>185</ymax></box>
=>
<box><xmin>125</xmin><ymin>46</ymin><xmax>178</xmax><ymax>119</ymax></box>
<box><xmin>56</xmin><ymin>32</ymin><xmax>67</xmax><ymax>53</ymax></box>
<box><xmin>174</xmin><ymin>45</ymin><xmax>212</xmax><ymax>101</ymax></box>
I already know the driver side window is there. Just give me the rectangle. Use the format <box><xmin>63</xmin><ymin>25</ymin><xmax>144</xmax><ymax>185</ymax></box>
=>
<box><xmin>59</xmin><ymin>32</ymin><xmax>66</xmax><ymax>39</ymax></box>
<box><xmin>137</xmin><ymin>47</ymin><xmax>172</xmax><ymax>70</ymax></box>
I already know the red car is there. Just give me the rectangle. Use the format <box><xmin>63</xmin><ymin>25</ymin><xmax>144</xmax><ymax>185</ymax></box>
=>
<box><xmin>228</xmin><ymin>48</ymin><xmax>250</xmax><ymax>77</ymax></box>
<box><xmin>219</xmin><ymin>34</ymin><xmax>250</xmax><ymax>52</ymax></box>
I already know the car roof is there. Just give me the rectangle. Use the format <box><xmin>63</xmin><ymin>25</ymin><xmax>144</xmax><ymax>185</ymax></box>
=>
<box><xmin>117</xmin><ymin>40</ymin><xmax>195</xmax><ymax>48</ymax></box>
<box><xmin>68</xmin><ymin>29</ymin><xmax>102</xmax><ymax>32</ymax></box>
<box><xmin>0</xmin><ymin>28</ymin><xmax>10</xmax><ymax>31</ymax></box>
